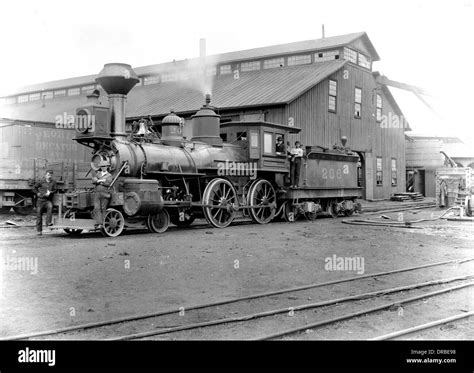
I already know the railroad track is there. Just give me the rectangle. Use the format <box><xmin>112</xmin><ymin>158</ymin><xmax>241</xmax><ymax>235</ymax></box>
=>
<box><xmin>2</xmin><ymin>257</ymin><xmax>473</xmax><ymax>341</ymax></box>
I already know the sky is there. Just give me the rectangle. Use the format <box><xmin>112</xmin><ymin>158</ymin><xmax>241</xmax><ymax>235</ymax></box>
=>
<box><xmin>0</xmin><ymin>0</ymin><xmax>473</xmax><ymax>141</ymax></box>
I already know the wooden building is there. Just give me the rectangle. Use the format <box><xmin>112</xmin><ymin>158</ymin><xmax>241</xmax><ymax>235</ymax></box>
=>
<box><xmin>405</xmin><ymin>134</ymin><xmax>474</xmax><ymax>197</ymax></box>
<box><xmin>1</xmin><ymin>32</ymin><xmax>408</xmax><ymax>200</ymax></box>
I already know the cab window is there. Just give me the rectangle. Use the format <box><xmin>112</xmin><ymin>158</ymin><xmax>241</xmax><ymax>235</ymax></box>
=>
<box><xmin>263</xmin><ymin>132</ymin><xmax>273</xmax><ymax>154</ymax></box>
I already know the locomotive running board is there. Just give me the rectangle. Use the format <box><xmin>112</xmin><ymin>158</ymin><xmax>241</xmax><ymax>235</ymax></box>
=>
<box><xmin>278</xmin><ymin>187</ymin><xmax>362</xmax><ymax>199</ymax></box>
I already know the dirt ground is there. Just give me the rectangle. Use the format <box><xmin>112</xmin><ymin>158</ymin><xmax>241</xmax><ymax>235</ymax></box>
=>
<box><xmin>0</xmin><ymin>205</ymin><xmax>473</xmax><ymax>340</ymax></box>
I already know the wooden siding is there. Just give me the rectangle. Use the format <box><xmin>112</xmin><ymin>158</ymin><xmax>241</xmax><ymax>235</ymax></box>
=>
<box><xmin>210</xmin><ymin>65</ymin><xmax>406</xmax><ymax>200</ymax></box>
<box><xmin>278</xmin><ymin>64</ymin><xmax>405</xmax><ymax>199</ymax></box>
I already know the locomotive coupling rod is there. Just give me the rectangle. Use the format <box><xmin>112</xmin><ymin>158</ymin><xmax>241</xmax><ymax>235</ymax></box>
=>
<box><xmin>195</xmin><ymin>203</ymin><xmax>277</xmax><ymax>210</ymax></box>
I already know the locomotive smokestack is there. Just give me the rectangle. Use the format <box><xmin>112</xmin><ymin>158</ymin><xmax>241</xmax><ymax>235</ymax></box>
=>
<box><xmin>95</xmin><ymin>63</ymin><xmax>139</xmax><ymax>137</ymax></box>
<box><xmin>191</xmin><ymin>95</ymin><xmax>222</xmax><ymax>145</ymax></box>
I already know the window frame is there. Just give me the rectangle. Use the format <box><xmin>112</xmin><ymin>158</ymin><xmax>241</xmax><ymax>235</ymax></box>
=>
<box><xmin>67</xmin><ymin>87</ymin><xmax>81</xmax><ymax>96</ymax></box>
<box><xmin>263</xmin><ymin>131</ymin><xmax>274</xmax><ymax>155</ymax></box>
<box><xmin>219</xmin><ymin>64</ymin><xmax>232</xmax><ymax>75</ymax></box>
<box><xmin>376</xmin><ymin>94</ymin><xmax>383</xmax><ymax>123</ymax></box>
<box><xmin>287</xmin><ymin>54</ymin><xmax>311</xmax><ymax>66</ymax></box>
<box><xmin>354</xmin><ymin>87</ymin><xmax>362</xmax><ymax>119</ymax></box>
<box><xmin>376</xmin><ymin>157</ymin><xmax>383</xmax><ymax>186</ymax></box>
<box><xmin>263</xmin><ymin>57</ymin><xmax>284</xmax><ymax>69</ymax></box>
<box><xmin>357</xmin><ymin>53</ymin><xmax>372</xmax><ymax>69</ymax></box>
<box><xmin>343</xmin><ymin>47</ymin><xmax>358</xmax><ymax>63</ymax></box>
<box><xmin>391</xmin><ymin>158</ymin><xmax>397</xmax><ymax>186</ymax></box>
<box><xmin>240</xmin><ymin>60</ymin><xmax>261</xmax><ymax>72</ymax></box>
<box><xmin>328</xmin><ymin>79</ymin><xmax>337</xmax><ymax>113</ymax></box>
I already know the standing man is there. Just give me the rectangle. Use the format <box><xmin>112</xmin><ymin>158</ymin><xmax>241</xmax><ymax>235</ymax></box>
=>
<box><xmin>33</xmin><ymin>170</ymin><xmax>57</xmax><ymax>235</ymax></box>
<box><xmin>289</xmin><ymin>141</ymin><xmax>304</xmax><ymax>188</ymax></box>
<box><xmin>92</xmin><ymin>161</ymin><xmax>113</xmax><ymax>228</ymax></box>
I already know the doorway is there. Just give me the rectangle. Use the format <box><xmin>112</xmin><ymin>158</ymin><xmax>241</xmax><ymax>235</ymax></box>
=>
<box><xmin>355</xmin><ymin>152</ymin><xmax>366</xmax><ymax>200</ymax></box>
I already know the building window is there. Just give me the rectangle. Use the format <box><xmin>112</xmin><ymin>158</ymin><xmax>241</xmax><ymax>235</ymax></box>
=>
<box><xmin>328</xmin><ymin>79</ymin><xmax>337</xmax><ymax>113</ymax></box>
<box><xmin>391</xmin><ymin>158</ymin><xmax>397</xmax><ymax>186</ymax></box>
<box><xmin>29</xmin><ymin>93</ymin><xmax>41</xmax><ymax>101</ymax></box>
<box><xmin>376</xmin><ymin>157</ymin><xmax>383</xmax><ymax>186</ymax></box>
<box><xmin>143</xmin><ymin>75</ymin><xmax>160</xmax><ymax>85</ymax></box>
<box><xmin>54</xmin><ymin>89</ymin><xmax>66</xmax><ymax>97</ymax></box>
<box><xmin>358</xmin><ymin>53</ymin><xmax>372</xmax><ymax>69</ymax></box>
<box><xmin>81</xmin><ymin>85</ymin><xmax>95</xmax><ymax>94</ymax></box>
<box><xmin>376</xmin><ymin>94</ymin><xmax>383</xmax><ymax>122</ymax></box>
<box><xmin>263</xmin><ymin>57</ymin><xmax>284</xmax><ymax>69</ymax></box>
<box><xmin>240</xmin><ymin>61</ymin><xmax>260</xmax><ymax>72</ymax></box>
<box><xmin>219</xmin><ymin>64</ymin><xmax>231</xmax><ymax>75</ymax></box>
<box><xmin>42</xmin><ymin>91</ymin><xmax>53</xmax><ymax>100</ymax></box>
<box><xmin>354</xmin><ymin>87</ymin><xmax>362</xmax><ymax>118</ymax></box>
<box><xmin>287</xmin><ymin>54</ymin><xmax>311</xmax><ymax>66</ymax></box>
<box><xmin>161</xmin><ymin>73</ymin><xmax>178</xmax><ymax>82</ymax></box>
<box><xmin>18</xmin><ymin>95</ymin><xmax>29</xmax><ymax>103</ymax></box>
<box><xmin>263</xmin><ymin>132</ymin><xmax>273</xmax><ymax>154</ymax></box>
<box><xmin>343</xmin><ymin>47</ymin><xmax>358</xmax><ymax>63</ymax></box>
<box><xmin>205</xmin><ymin>66</ymin><xmax>217</xmax><ymax>76</ymax></box>
<box><xmin>315</xmin><ymin>50</ymin><xmax>340</xmax><ymax>63</ymax></box>
<box><xmin>67</xmin><ymin>87</ymin><xmax>80</xmax><ymax>96</ymax></box>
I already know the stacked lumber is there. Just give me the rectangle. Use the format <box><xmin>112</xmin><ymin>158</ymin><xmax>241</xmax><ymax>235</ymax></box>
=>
<box><xmin>390</xmin><ymin>192</ymin><xmax>424</xmax><ymax>202</ymax></box>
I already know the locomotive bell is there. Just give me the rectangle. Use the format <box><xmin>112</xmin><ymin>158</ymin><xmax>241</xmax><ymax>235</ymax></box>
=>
<box><xmin>191</xmin><ymin>94</ymin><xmax>222</xmax><ymax>146</ymax></box>
<box><xmin>95</xmin><ymin>63</ymin><xmax>139</xmax><ymax>137</ymax></box>
<box><xmin>161</xmin><ymin>110</ymin><xmax>184</xmax><ymax>143</ymax></box>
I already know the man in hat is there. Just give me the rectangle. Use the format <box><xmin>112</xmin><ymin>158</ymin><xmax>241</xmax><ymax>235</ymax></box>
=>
<box><xmin>33</xmin><ymin>170</ymin><xmax>57</xmax><ymax>235</ymax></box>
<box><xmin>289</xmin><ymin>141</ymin><xmax>304</xmax><ymax>188</ymax></box>
<box><xmin>92</xmin><ymin>161</ymin><xmax>113</xmax><ymax>228</ymax></box>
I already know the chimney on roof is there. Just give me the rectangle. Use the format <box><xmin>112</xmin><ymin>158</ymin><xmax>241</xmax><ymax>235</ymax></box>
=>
<box><xmin>322</xmin><ymin>24</ymin><xmax>325</xmax><ymax>38</ymax></box>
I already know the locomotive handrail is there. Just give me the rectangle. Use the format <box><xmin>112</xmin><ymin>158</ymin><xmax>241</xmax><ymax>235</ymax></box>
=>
<box><xmin>108</xmin><ymin>161</ymin><xmax>129</xmax><ymax>190</ymax></box>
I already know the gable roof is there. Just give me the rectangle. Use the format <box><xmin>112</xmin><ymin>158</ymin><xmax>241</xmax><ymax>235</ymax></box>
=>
<box><xmin>128</xmin><ymin>59</ymin><xmax>347</xmax><ymax>118</ymax></box>
<box><xmin>1</xmin><ymin>59</ymin><xmax>347</xmax><ymax>122</ymax></box>
<box><xmin>5</xmin><ymin>32</ymin><xmax>377</xmax><ymax>96</ymax></box>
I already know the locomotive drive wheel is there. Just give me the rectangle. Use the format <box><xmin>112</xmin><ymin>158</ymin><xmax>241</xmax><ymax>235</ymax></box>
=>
<box><xmin>147</xmin><ymin>209</ymin><xmax>170</xmax><ymax>233</ymax></box>
<box><xmin>101</xmin><ymin>208</ymin><xmax>125</xmax><ymax>237</ymax></box>
<box><xmin>202</xmin><ymin>178</ymin><xmax>237</xmax><ymax>228</ymax></box>
<box><xmin>63</xmin><ymin>228</ymin><xmax>83</xmax><ymax>235</ymax></box>
<box><xmin>247</xmin><ymin>179</ymin><xmax>276</xmax><ymax>224</ymax></box>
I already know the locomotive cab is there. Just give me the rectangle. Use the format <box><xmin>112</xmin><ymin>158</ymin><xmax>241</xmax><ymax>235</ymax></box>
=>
<box><xmin>220</xmin><ymin>121</ymin><xmax>300</xmax><ymax>175</ymax></box>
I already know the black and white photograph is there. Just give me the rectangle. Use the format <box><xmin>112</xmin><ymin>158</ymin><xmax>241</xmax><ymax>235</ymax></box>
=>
<box><xmin>0</xmin><ymin>0</ymin><xmax>473</xmax><ymax>370</ymax></box>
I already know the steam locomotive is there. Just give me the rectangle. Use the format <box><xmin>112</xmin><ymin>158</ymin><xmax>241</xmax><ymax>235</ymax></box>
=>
<box><xmin>52</xmin><ymin>63</ymin><xmax>362</xmax><ymax>237</ymax></box>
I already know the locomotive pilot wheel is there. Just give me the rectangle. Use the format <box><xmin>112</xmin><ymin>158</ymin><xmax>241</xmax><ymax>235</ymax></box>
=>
<box><xmin>202</xmin><ymin>178</ymin><xmax>238</xmax><ymax>228</ymax></box>
<box><xmin>247</xmin><ymin>179</ymin><xmax>276</xmax><ymax>224</ymax></box>
<box><xmin>147</xmin><ymin>209</ymin><xmax>170</xmax><ymax>233</ymax></box>
<box><xmin>101</xmin><ymin>208</ymin><xmax>125</xmax><ymax>237</ymax></box>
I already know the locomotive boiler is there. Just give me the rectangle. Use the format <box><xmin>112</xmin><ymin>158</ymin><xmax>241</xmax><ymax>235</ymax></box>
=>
<box><xmin>52</xmin><ymin>63</ymin><xmax>361</xmax><ymax>237</ymax></box>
